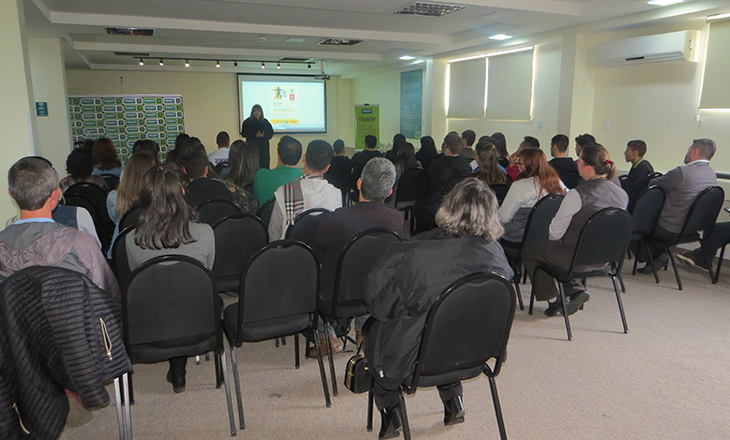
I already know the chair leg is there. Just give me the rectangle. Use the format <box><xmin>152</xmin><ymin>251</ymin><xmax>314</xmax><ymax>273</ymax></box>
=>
<box><xmin>281</xmin><ymin>336</ymin><xmax>286</xmax><ymax>346</ymax></box>
<box><xmin>715</xmin><ymin>245</ymin><xmax>726</xmax><ymax>283</ymax></box>
<box><xmin>397</xmin><ymin>389</ymin><xmax>411</xmax><ymax>440</ymax></box>
<box><xmin>126</xmin><ymin>372</ymin><xmax>134</xmax><ymax>406</ymax></box>
<box><xmin>219</xmin><ymin>351</ymin><xmax>237</xmax><ymax>437</ymax></box>
<box><xmin>513</xmin><ymin>278</ymin><xmax>524</xmax><ymax>311</ymax></box>
<box><xmin>558</xmin><ymin>282</ymin><xmax>572</xmax><ymax>341</ymax></box>
<box><xmin>643</xmin><ymin>241</ymin><xmax>660</xmax><ymax>284</ymax></box>
<box><xmin>367</xmin><ymin>375</ymin><xmax>375</xmax><ymax>432</ymax></box>
<box><xmin>215</xmin><ymin>352</ymin><xmax>223</xmax><ymax>389</ymax></box>
<box><xmin>122</xmin><ymin>372</ymin><xmax>132</xmax><ymax>439</ymax></box>
<box><xmin>312</xmin><ymin>328</ymin><xmax>332</xmax><ymax>407</ymax></box>
<box><xmin>488</xmin><ymin>376</ymin><xmax>508</xmax><ymax>440</ymax></box>
<box><xmin>294</xmin><ymin>333</ymin><xmax>300</xmax><ymax>369</ymax></box>
<box><xmin>617</xmin><ymin>273</ymin><xmax>626</xmax><ymax>293</ymax></box>
<box><xmin>632</xmin><ymin>253</ymin><xmax>638</xmax><ymax>276</ymax></box>
<box><xmin>229</xmin><ymin>344</ymin><xmax>246</xmax><ymax>430</ymax></box>
<box><xmin>275</xmin><ymin>338</ymin><xmax>280</xmax><ymax>347</ymax></box>
<box><xmin>205</xmin><ymin>352</ymin><xmax>210</xmax><ymax>361</ymax></box>
<box><xmin>324</xmin><ymin>328</ymin><xmax>338</xmax><ymax>397</ymax></box>
<box><xmin>612</xmin><ymin>276</ymin><xmax>629</xmax><ymax>334</ymax></box>
<box><xmin>114</xmin><ymin>376</ymin><xmax>127</xmax><ymax>440</ymax></box>
<box><xmin>667</xmin><ymin>249</ymin><xmax>683</xmax><ymax>290</ymax></box>
<box><xmin>702</xmin><ymin>247</ymin><xmax>717</xmax><ymax>284</ymax></box>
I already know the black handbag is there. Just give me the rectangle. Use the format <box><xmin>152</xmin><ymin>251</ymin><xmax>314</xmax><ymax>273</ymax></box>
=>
<box><xmin>344</xmin><ymin>344</ymin><xmax>370</xmax><ymax>394</ymax></box>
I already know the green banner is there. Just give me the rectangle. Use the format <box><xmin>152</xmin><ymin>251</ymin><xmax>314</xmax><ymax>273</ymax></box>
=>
<box><xmin>355</xmin><ymin>105</ymin><xmax>380</xmax><ymax>150</ymax></box>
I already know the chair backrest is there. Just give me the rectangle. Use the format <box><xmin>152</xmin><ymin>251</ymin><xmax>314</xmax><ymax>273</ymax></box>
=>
<box><xmin>395</xmin><ymin>168</ymin><xmax>429</xmax><ymax>206</ymax></box>
<box><xmin>521</xmin><ymin>194</ymin><xmax>564</xmax><ymax>246</ymax></box>
<box><xmin>324</xmin><ymin>157</ymin><xmax>352</xmax><ymax>192</ymax></box>
<box><xmin>679</xmin><ymin>185</ymin><xmax>725</xmax><ymax>238</ymax></box>
<box><xmin>560</xmin><ymin>171</ymin><xmax>581</xmax><ymax>189</ymax></box>
<box><xmin>236</xmin><ymin>240</ymin><xmax>319</xmax><ymax>341</ymax></box>
<box><xmin>195</xmin><ymin>199</ymin><xmax>241</xmax><ymax>226</ymax></box>
<box><xmin>212</xmin><ymin>213</ymin><xmax>268</xmax><ymax>280</ymax></box>
<box><xmin>256</xmin><ymin>197</ymin><xmax>276</xmax><ymax>228</ymax></box>
<box><xmin>332</xmin><ymin>228</ymin><xmax>403</xmax><ymax>314</ymax></box>
<box><xmin>630</xmin><ymin>185</ymin><xmax>665</xmax><ymax>234</ymax></box>
<box><xmin>118</xmin><ymin>205</ymin><xmax>142</xmax><ymax>231</ymax></box>
<box><xmin>285</xmin><ymin>208</ymin><xmax>331</xmax><ymax>258</ymax></box>
<box><xmin>490</xmin><ymin>183</ymin><xmax>510</xmax><ymax>205</ymax></box>
<box><xmin>112</xmin><ymin>226</ymin><xmax>135</xmax><ymax>288</ymax></box>
<box><xmin>62</xmin><ymin>193</ymin><xmax>100</xmax><ymax>225</ymax></box>
<box><xmin>99</xmin><ymin>173</ymin><xmax>120</xmax><ymax>191</ymax></box>
<box><xmin>568</xmin><ymin>208</ymin><xmax>633</xmax><ymax>274</ymax></box>
<box><xmin>411</xmin><ymin>273</ymin><xmax>516</xmax><ymax>388</ymax></box>
<box><xmin>440</xmin><ymin>175</ymin><xmax>467</xmax><ymax>197</ymax></box>
<box><xmin>64</xmin><ymin>182</ymin><xmax>110</xmax><ymax>221</ymax></box>
<box><xmin>122</xmin><ymin>256</ymin><xmax>220</xmax><ymax>362</ymax></box>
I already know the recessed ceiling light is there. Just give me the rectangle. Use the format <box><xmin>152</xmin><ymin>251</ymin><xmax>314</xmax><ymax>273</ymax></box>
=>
<box><xmin>399</xmin><ymin>55</ymin><xmax>416</xmax><ymax>60</ymax></box>
<box><xmin>647</xmin><ymin>0</ymin><xmax>684</xmax><ymax>5</ymax></box>
<box><xmin>489</xmin><ymin>34</ymin><xmax>512</xmax><ymax>41</ymax></box>
<box><xmin>159</xmin><ymin>59</ymin><xmax>164</xmax><ymax>66</ymax></box>
<box><xmin>185</xmin><ymin>59</ymin><xmax>190</xmax><ymax>67</ymax></box>
<box><xmin>216</xmin><ymin>61</ymin><xmax>221</xmax><ymax>68</ymax></box>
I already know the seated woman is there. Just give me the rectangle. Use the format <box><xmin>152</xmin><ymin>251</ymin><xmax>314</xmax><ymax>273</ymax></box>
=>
<box><xmin>218</xmin><ymin>140</ymin><xmax>259</xmax><ymax>214</ymax></box>
<box><xmin>92</xmin><ymin>137</ymin><xmax>123</xmax><ymax>178</ymax></box>
<box><xmin>388</xmin><ymin>142</ymin><xmax>422</xmax><ymax>207</ymax></box>
<box><xmin>492</xmin><ymin>132</ymin><xmax>510</xmax><ymax>169</ymax></box>
<box><xmin>521</xmin><ymin>143</ymin><xmax>628</xmax><ymax>317</ymax></box>
<box><xmin>125</xmin><ymin>163</ymin><xmax>215</xmax><ymax>393</ymax></box>
<box><xmin>363</xmin><ymin>178</ymin><xmax>513</xmax><ymax>439</ymax></box>
<box><xmin>60</xmin><ymin>149</ymin><xmax>109</xmax><ymax>192</ymax></box>
<box><xmin>499</xmin><ymin>148</ymin><xmax>565</xmax><ymax>244</ymax></box>
<box><xmin>473</xmin><ymin>140</ymin><xmax>511</xmax><ymax>205</ymax></box>
<box><xmin>415</xmin><ymin>135</ymin><xmax>439</xmax><ymax>172</ymax></box>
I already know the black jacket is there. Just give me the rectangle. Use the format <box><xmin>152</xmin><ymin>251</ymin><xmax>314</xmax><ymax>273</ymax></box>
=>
<box><xmin>426</xmin><ymin>155</ymin><xmax>472</xmax><ymax>196</ymax></box>
<box><xmin>363</xmin><ymin>231</ymin><xmax>513</xmax><ymax>391</ymax></box>
<box><xmin>0</xmin><ymin>267</ymin><xmax>132</xmax><ymax>440</ymax></box>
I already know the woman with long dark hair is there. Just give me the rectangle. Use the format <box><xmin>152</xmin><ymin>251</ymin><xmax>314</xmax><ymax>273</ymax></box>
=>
<box><xmin>491</xmin><ymin>132</ymin><xmax>510</xmax><ymax>168</ymax></box>
<box><xmin>125</xmin><ymin>163</ymin><xmax>215</xmax><ymax>393</ymax></box>
<box><xmin>415</xmin><ymin>135</ymin><xmax>439</xmax><ymax>172</ymax></box>
<box><xmin>474</xmin><ymin>140</ymin><xmax>509</xmax><ymax>186</ymax></box>
<box><xmin>215</xmin><ymin>140</ymin><xmax>259</xmax><ymax>214</ymax></box>
<box><xmin>240</xmin><ymin>104</ymin><xmax>274</xmax><ymax>170</ymax></box>
<box><xmin>499</xmin><ymin>148</ymin><xmax>565</xmax><ymax>242</ymax></box>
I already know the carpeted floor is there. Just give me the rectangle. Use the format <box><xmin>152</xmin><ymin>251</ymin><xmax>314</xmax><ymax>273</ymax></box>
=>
<box><xmin>60</xmin><ymin>261</ymin><xmax>730</xmax><ymax>440</ymax></box>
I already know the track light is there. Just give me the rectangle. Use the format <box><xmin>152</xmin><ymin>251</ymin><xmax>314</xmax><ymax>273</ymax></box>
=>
<box><xmin>159</xmin><ymin>59</ymin><xmax>164</xmax><ymax>66</ymax></box>
<box><xmin>234</xmin><ymin>62</ymin><xmax>238</xmax><ymax>68</ymax></box>
<box><xmin>261</xmin><ymin>62</ymin><xmax>265</xmax><ymax>69</ymax></box>
<box><xmin>277</xmin><ymin>62</ymin><xmax>281</xmax><ymax>69</ymax></box>
<box><xmin>307</xmin><ymin>63</ymin><xmax>312</xmax><ymax>69</ymax></box>
<box><xmin>216</xmin><ymin>60</ymin><xmax>221</xmax><ymax>68</ymax></box>
<box><xmin>184</xmin><ymin>59</ymin><xmax>190</xmax><ymax>67</ymax></box>
<box><xmin>139</xmin><ymin>58</ymin><xmax>144</xmax><ymax>66</ymax></box>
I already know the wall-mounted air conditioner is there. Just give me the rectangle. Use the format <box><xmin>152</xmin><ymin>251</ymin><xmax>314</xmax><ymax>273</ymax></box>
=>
<box><xmin>595</xmin><ymin>30</ymin><xmax>699</xmax><ymax>67</ymax></box>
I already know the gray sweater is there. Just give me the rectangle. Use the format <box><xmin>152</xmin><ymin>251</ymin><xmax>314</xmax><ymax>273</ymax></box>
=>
<box><xmin>126</xmin><ymin>222</ymin><xmax>215</xmax><ymax>270</ymax></box>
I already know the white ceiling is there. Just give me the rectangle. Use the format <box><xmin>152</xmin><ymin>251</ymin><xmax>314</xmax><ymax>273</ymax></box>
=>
<box><xmin>22</xmin><ymin>0</ymin><xmax>730</xmax><ymax>77</ymax></box>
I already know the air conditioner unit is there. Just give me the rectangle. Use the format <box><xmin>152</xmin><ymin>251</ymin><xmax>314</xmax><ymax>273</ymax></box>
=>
<box><xmin>595</xmin><ymin>30</ymin><xmax>699</xmax><ymax>67</ymax></box>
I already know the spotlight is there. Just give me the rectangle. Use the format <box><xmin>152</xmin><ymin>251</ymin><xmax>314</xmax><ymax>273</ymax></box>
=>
<box><xmin>277</xmin><ymin>62</ymin><xmax>281</xmax><ymax>69</ymax></box>
<box><xmin>216</xmin><ymin>60</ymin><xmax>221</xmax><ymax>68</ymax></box>
<box><xmin>307</xmin><ymin>63</ymin><xmax>312</xmax><ymax>69</ymax></box>
<box><xmin>159</xmin><ymin>59</ymin><xmax>164</xmax><ymax>66</ymax></box>
<box><xmin>185</xmin><ymin>59</ymin><xmax>190</xmax><ymax>67</ymax></box>
<box><xmin>261</xmin><ymin>62</ymin><xmax>265</xmax><ymax>69</ymax></box>
<box><xmin>234</xmin><ymin>62</ymin><xmax>238</xmax><ymax>68</ymax></box>
<box><xmin>139</xmin><ymin>58</ymin><xmax>144</xmax><ymax>66</ymax></box>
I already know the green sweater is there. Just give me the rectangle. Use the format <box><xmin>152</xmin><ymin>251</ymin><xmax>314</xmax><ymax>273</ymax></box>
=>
<box><xmin>253</xmin><ymin>166</ymin><xmax>303</xmax><ymax>205</ymax></box>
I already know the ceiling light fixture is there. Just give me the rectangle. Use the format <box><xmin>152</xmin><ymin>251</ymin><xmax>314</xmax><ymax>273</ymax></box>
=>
<box><xmin>707</xmin><ymin>11</ymin><xmax>730</xmax><ymax>21</ymax></box>
<box><xmin>184</xmin><ymin>59</ymin><xmax>190</xmax><ymax>67</ymax></box>
<box><xmin>159</xmin><ymin>59</ymin><xmax>164</xmax><ymax>66</ymax></box>
<box><xmin>489</xmin><ymin>34</ymin><xmax>512</xmax><ymax>41</ymax></box>
<box><xmin>307</xmin><ymin>63</ymin><xmax>312</xmax><ymax>69</ymax></box>
<box><xmin>276</xmin><ymin>62</ymin><xmax>281</xmax><ymax>69</ymax></box>
<box><xmin>234</xmin><ymin>61</ymin><xmax>238</xmax><ymax>68</ymax></box>
<box><xmin>399</xmin><ymin>55</ymin><xmax>416</xmax><ymax>60</ymax></box>
<box><xmin>647</xmin><ymin>0</ymin><xmax>684</xmax><ymax>5</ymax></box>
<box><xmin>261</xmin><ymin>62</ymin><xmax>265</xmax><ymax>69</ymax></box>
<box><xmin>139</xmin><ymin>58</ymin><xmax>144</xmax><ymax>66</ymax></box>
<box><xmin>216</xmin><ymin>60</ymin><xmax>221</xmax><ymax>68</ymax></box>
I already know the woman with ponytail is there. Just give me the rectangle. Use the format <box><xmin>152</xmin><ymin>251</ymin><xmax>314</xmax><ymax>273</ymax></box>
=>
<box><xmin>521</xmin><ymin>143</ymin><xmax>628</xmax><ymax>317</ymax></box>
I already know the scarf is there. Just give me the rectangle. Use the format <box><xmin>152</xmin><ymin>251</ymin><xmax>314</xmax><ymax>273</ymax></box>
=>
<box><xmin>282</xmin><ymin>174</ymin><xmax>324</xmax><ymax>226</ymax></box>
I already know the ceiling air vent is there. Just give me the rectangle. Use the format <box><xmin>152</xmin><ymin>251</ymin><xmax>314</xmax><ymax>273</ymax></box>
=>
<box><xmin>106</xmin><ymin>27</ymin><xmax>154</xmax><ymax>36</ymax></box>
<box><xmin>279</xmin><ymin>57</ymin><xmax>314</xmax><ymax>62</ymax></box>
<box><xmin>114</xmin><ymin>52</ymin><xmax>151</xmax><ymax>57</ymax></box>
<box><xmin>317</xmin><ymin>38</ymin><xmax>363</xmax><ymax>46</ymax></box>
<box><xmin>393</xmin><ymin>2</ymin><xmax>466</xmax><ymax>17</ymax></box>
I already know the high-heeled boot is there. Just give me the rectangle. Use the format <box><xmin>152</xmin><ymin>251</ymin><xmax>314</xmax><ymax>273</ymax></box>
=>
<box><xmin>379</xmin><ymin>404</ymin><xmax>402</xmax><ymax>439</ymax></box>
<box><xmin>443</xmin><ymin>395</ymin><xmax>465</xmax><ymax>426</ymax></box>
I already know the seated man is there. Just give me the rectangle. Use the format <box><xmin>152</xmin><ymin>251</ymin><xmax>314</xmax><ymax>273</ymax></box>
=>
<box><xmin>460</xmin><ymin>129</ymin><xmax>477</xmax><ymax>159</ymax></box>
<box><xmin>350</xmin><ymin>135</ymin><xmax>383</xmax><ymax>194</ymax></box>
<box><xmin>208</xmin><ymin>131</ymin><xmax>230</xmax><ymax>167</ymax></box>
<box><xmin>323</xmin><ymin>139</ymin><xmax>352</xmax><ymax>204</ymax></box>
<box><xmin>505</xmin><ymin>135</ymin><xmax>540</xmax><ymax>182</ymax></box>
<box><xmin>181</xmin><ymin>150</ymin><xmax>232</xmax><ymax>207</ymax></box>
<box><xmin>0</xmin><ymin>157</ymin><xmax>119</xmax><ymax>299</ymax></box>
<box><xmin>253</xmin><ymin>135</ymin><xmax>304</xmax><ymax>205</ymax></box>
<box><xmin>268</xmin><ymin>140</ymin><xmax>342</xmax><ymax>240</ymax></box>
<box><xmin>639</xmin><ymin>138</ymin><xmax>717</xmax><ymax>273</ymax></box>
<box><xmin>363</xmin><ymin>178</ymin><xmax>512</xmax><ymax>439</ymax></box>
<box><xmin>426</xmin><ymin>132</ymin><xmax>472</xmax><ymax>196</ymax></box>
<box><xmin>549</xmin><ymin>134</ymin><xmax>579</xmax><ymax>189</ymax></box>
<box><xmin>623</xmin><ymin>139</ymin><xmax>655</xmax><ymax>208</ymax></box>
<box><xmin>313</xmin><ymin>158</ymin><xmax>404</xmax><ymax>356</ymax></box>
<box><xmin>677</xmin><ymin>221</ymin><xmax>730</xmax><ymax>270</ymax></box>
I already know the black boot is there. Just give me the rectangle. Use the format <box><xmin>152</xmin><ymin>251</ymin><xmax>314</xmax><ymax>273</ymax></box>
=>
<box><xmin>167</xmin><ymin>357</ymin><xmax>187</xmax><ymax>393</ymax></box>
<box><xmin>378</xmin><ymin>404</ymin><xmax>402</xmax><ymax>439</ymax></box>
<box><xmin>443</xmin><ymin>396</ymin><xmax>465</xmax><ymax>426</ymax></box>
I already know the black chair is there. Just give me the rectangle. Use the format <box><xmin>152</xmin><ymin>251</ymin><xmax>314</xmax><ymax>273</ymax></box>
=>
<box><xmin>490</xmin><ymin>183</ymin><xmax>510</xmax><ymax>206</ymax></box>
<box><xmin>324</xmin><ymin>157</ymin><xmax>352</xmax><ymax>206</ymax></box>
<box><xmin>319</xmin><ymin>228</ymin><xmax>403</xmax><ymax>396</ymax></box>
<box><xmin>394</xmin><ymin>168</ymin><xmax>429</xmax><ymax>234</ymax></box>
<box><xmin>619</xmin><ymin>175</ymin><xmax>638</xmax><ymax>210</ymax></box>
<box><xmin>629</xmin><ymin>186</ymin><xmax>666</xmax><ymax>283</ymax></box>
<box><xmin>365</xmin><ymin>272</ymin><xmax>516</xmax><ymax>440</ymax></box>
<box><xmin>111</xmin><ymin>226</ymin><xmax>135</xmax><ymax>288</ymax></box>
<box><xmin>500</xmin><ymin>194</ymin><xmax>564</xmax><ymax>315</ymax></box>
<box><xmin>222</xmin><ymin>240</ymin><xmax>331</xmax><ymax>430</ymax></box>
<box><xmin>536</xmin><ymin>208</ymin><xmax>632</xmax><ymax>340</ymax></box>
<box><xmin>212</xmin><ymin>213</ymin><xmax>268</xmax><ymax>293</ymax></box>
<box><xmin>711</xmin><ymin>235</ymin><xmax>730</xmax><ymax>284</ymax></box>
<box><xmin>651</xmin><ymin>186</ymin><xmax>725</xmax><ymax>289</ymax></box>
<box><xmin>441</xmin><ymin>175</ymin><xmax>467</xmax><ymax>197</ymax></box>
<box><xmin>121</xmin><ymin>256</ymin><xmax>236</xmax><ymax>436</ymax></box>
<box><xmin>99</xmin><ymin>173</ymin><xmax>120</xmax><ymax>190</ymax></box>
<box><xmin>285</xmin><ymin>208</ymin><xmax>331</xmax><ymax>260</ymax></box>
<box><xmin>195</xmin><ymin>199</ymin><xmax>241</xmax><ymax>227</ymax></box>
<box><xmin>560</xmin><ymin>171</ymin><xmax>581</xmax><ymax>189</ymax></box>
<box><xmin>63</xmin><ymin>193</ymin><xmax>101</xmax><ymax>223</ymax></box>
<box><xmin>119</xmin><ymin>205</ymin><xmax>142</xmax><ymax>231</ymax></box>
<box><xmin>64</xmin><ymin>182</ymin><xmax>115</xmax><ymax>252</ymax></box>
<box><xmin>256</xmin><ymin>197</ymin><xmax>276</xmax><ymax>230</ymax></box>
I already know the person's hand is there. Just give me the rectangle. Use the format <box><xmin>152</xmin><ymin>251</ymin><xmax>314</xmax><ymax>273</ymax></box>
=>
<box><xmin>508</xmin><ymin>152</ymin><xmax>518</xmax><ymax>167</ymax></box>
<box><xmin>256</xmin><ymin>131</ymin><xmax>265</xmax><ymax>138</ymax></box>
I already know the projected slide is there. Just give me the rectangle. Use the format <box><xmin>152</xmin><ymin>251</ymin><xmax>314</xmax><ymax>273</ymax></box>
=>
<box><xmin>238</xmin><ymin>75</ymin><xmax>326</xmax><ymax>133</ymax></box>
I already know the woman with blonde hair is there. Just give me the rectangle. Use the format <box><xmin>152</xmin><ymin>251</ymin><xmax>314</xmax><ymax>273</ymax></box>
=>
<box><xmin>240</xmin><ymin>104</ymin><xmax>274</xmax><ymax>169</ymax></box>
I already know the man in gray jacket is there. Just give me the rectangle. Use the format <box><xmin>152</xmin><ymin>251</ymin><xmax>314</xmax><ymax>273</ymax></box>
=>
<box><xmin>639</xmin><ymin>138</ymin><xmax>717</xmax><ymax>273</ymax></box>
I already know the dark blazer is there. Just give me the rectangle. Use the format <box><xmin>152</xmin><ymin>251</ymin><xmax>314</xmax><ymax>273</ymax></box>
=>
<box><xmin>549</xmin><ymin>157</ymin><xmax>580</xmax><ymax>189</ymax></box>
<box><xmin>426</xmin><ymin>155</ymin><xmax>472</xmax><ymax>196</ymax></box>
<box><xmin>186</xmin><ymin>177</ymin><xmax>233</xmax><ymax>208</ymax></box>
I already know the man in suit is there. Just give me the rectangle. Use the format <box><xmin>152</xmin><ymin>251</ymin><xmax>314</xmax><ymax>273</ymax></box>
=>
<box><xmin>638</xmin><ymin>138</ymin><xmax>717</xmax><ymax>273</ymax></box>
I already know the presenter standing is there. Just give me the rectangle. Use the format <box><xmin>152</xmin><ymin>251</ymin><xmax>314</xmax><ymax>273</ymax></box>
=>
<box><xmin>241</xmin><ymin>104</ymin><xmax>274</xmax><ymax>169</ymax></box>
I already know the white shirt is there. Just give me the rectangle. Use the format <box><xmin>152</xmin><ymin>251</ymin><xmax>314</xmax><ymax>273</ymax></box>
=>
<box><xmin>208</xmin><ymin>148</ymin><xmax>230</xmax><ymax>166</ymax></box>
<box><xmin>499</xmin><ymin>177</ymin><xmax>566</xmax><ymax>225</ymax></box>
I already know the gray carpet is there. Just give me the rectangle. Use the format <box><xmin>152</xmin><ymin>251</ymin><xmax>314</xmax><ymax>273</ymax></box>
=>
<box><xmin>60</xmin><ymin>261</ymin><xmax>730</xmax><ymax>440</ymax></box>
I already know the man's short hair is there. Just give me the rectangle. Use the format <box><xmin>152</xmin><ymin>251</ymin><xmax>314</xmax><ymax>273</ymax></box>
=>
<box><xmin>462</xmin><ymin>130</ymin><xmax>476</xmax><ymax>147</ymax></box>
<box><xmin>627</xmin><ymin>140</ymin><xmax>647</xmax><ymax>157</ymax></box>
<box><xmin>443</xmin><ymin>132</ymin><xmax>463</xmax><ymax>155</ymax></box>
<box><xmin>575</xmin><ymin>133</ymin><xmax>596</xmax><ymax>147</ymax></box>
<box><xmin>305</xmin><ymin>140</ymin><xmax>334</xmax><ymax>173</ymax></box>
<box><xmin>364</xmin><ymin>135</ymin><xmax>377</xmax><ymax>150</ymax></box>
<box><xmin>333</xmin><ymin>139</ymin><xmax>345</xmax><ymax>154</ymax></box>
<box><xmin>216</xmin><ymin>131</ymin><xmax>230</xmax><ymax>147</ymax></box>
<box><xmin>277</xmin><ymin>135</ymin><xmax>303</xmax><ymax>165</ymax></box>
<box><xmin>8</xmin><ymin>157</ymin><xmax>59</xmax><ymax>211</ymax></box>
<box><xmin>360</xmin><ymin>158</ymin><xmax>396</xmax><ymax>202</ymax></box>
<box><xmin>551</xmin><ymin>134</ymin><xmax>569</xmax><ymax>153</ymax></box>
<box><xmin>181</xmin><ymin>151</ymin><xmax>209</xmax><ymax>179</ymax></box>
<box><xmin>522</xmin><ymin>136</ymin><xmax>540</xmax><ymax>149</ymax></box>
<box><xmin>133</xmin><ymin>139</ymin><xmax>160</xmax><ymax>156</ymax></box>
<box><xmin>692</xmin><ymin>138</ymin><xmax>717</xmax><ymax>160</ymax></box>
